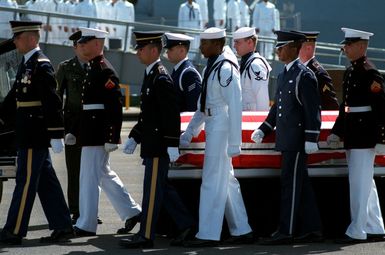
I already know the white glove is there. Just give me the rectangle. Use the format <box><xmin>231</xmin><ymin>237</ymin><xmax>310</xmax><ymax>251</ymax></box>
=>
<box><xmin>167</xmin><ymin>147</ymin><xmax>180</xmax><ymax>162</ymax></box>
<box><xmin>123</xmin><ymin>137</ymin><xmax>137</xmax><ymax>154</ymax></box>
<box><xmin>180</xmin><ymin>131</ymin><xmax>193</xmax><ymax>147</ymax></box>
<box><xmin>251</xmin><ymin>129</ymin><xmax>264</xmax><ymax>144</ymax></box>
<box><xmin>50</xmin><ymin>138</ymin><xmax>64</xmax><ymax>153</ymax></box>
<box><xmin>305</xmin><ymin>141</ymin><xmax>318</xmax><ymax>154</ymax></box>
<box><xmin>104</xmin><ymin>143</ymin><xmax>118</xmax><ymax>152</ymax></box>
<box><xmin>64</xmin><ymin>133</ymin><xmax>76</xmax><ymax>145</ymax></box>
<box><xmin>326</xmin><ymin>134</ymin><xmax>340</xmax><ymax>149</ymax></box>
<box><xmin>227</xmin><ymin>145</ymin><xmax>241</xmax><ymax>157</ymax></box>
<box><xmin>375</xmin><ymin>144</ymin><xmax>385</xmax><ymax>154</ymax></box>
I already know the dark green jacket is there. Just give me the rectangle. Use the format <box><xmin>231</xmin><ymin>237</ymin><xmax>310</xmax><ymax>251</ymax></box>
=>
<box><xmin>56</xmin><ymin>56</ymin><xmax>85</xmax><ymax>139</ymax></box>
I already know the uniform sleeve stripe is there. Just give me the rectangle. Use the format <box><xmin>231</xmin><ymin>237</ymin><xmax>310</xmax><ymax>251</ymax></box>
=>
<box><xmin>305</xmin><ymin>130</ymin><xmax>320</xmax><ymax>134</ymax></box>
<box><xmin>47</xmin><ymin>127</ymin><xmax>64</xmax><ymax>131</ymax></box>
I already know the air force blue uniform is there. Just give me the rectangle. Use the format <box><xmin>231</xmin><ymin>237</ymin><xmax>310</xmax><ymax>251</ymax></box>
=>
<box><xmin>171</xmin><ymin>59</ymin><xmax>202</xmax><ymax>112</ymax></box>
<box><xmin>259</xmin><ymin>59</ymin><xmax>322</xmax><ymax>236</ymax></box>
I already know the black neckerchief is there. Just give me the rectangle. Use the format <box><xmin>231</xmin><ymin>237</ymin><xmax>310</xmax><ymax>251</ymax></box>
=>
<box><xmin>200</xmin><ymin>55</ymin><xmax>220</xmax><ymax>112</ymax></box>
<box><xmin>240</xmin><ymin>52</ymin><xmax>253</xmax><ymax>74</ymax></box>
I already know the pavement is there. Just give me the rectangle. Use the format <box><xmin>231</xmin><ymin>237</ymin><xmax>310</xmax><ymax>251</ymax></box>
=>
<box><xmin>122</xmin><ymin>106</ymin><xmax>140</xmax><ymax>121</ymax></box>
<box><xmin>1</xmin><ymin>121</ymin><xmax>385</xmax><ymax>254</ymax></box>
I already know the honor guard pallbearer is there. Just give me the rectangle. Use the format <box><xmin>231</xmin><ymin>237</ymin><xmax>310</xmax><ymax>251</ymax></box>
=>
<box><xmin>163</xmin><ymin>32</ymin><xmax>202</xmax><ymax>112</ymax></box>
<box><xmin>328</xmin><ymin>28</ymin><xmax>385</xmax><ymax>244</ymax></box>
<box><xmin>295</xmin><ymin>30</ymin><xmax>339</xmax><ymax>110</ymax></box>
<box><xmin>181</xmin><ymin>27</ymin><xmax>253</xmax><ymax>247</ymax></box>
<box><xmin>73</xmin><ymin>27</ymin><xmax>141</xmax><ymax>237</ymax></box>
<box><xmin>120</xmin><ymin>31</ymin><xmax>196</xmax><ymax>248</ymax></box>
<box><xmin>252</xmin><ymin>31</ymin><xmax>323</xmax><ymax>244</ymax></box>
<box><xmin>0</xmin><ymin>21</ymin><xmax>73</xmax><ymax>245</ymax></box>
<box><xmin>233</xmin><ymin>27</ymin><xmax>271</xmax><ymax>111</ymax></box>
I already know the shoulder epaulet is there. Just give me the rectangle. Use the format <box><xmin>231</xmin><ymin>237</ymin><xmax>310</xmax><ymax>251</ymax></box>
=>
<box><xmin>310</xmin><ymin>59</ymin><xmax>321</xmax><ymax>71</ymax></box>
<box><xmin>37</xmin><ymin>57</ymin><xmax>50</xmax><ymax>63</ymax></box>
<box><xmin>158</xmin><ymin>65</ymin><xmax>168</xmax><ymax>75</ymax></box>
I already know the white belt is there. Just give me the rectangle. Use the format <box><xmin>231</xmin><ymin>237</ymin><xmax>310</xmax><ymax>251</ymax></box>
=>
<box><xmin>83</xmin><ymin>104</ymin><xmax>105</xmax><ymax>110</ymax></box>
<box><xmin>204</xmin><ymin>106</ymin><xmax>227</xmax><ymax>116</ymax></box>
<box><xmin>344</xmin><ymin>106</ymin><xmax>372</xmax><ymax>113</ymax></box>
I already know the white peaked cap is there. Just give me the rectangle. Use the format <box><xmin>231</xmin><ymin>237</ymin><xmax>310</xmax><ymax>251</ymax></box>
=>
<box><xmin>200</xmin><ymin>27</ymin><xmax>226</xmax><ymax>39</ymax></box>
<box><xmin>340</xmin><ymin>27</ymin><xmax>373</xmax><ymax>44</ymax></box>
<box><xmin>79</xmin><ymin>27</ymin><xmax>108</xmax><ymax>38</ymax></box>
<box><xmin>164</xmin><ymin>32</ymin><xmax>194</xmax><ymax>41</ymax></box>
<box><xmin>233</xmin><ymin>27</ymin><xmax>257</xmax><ymax>40</ymax></box>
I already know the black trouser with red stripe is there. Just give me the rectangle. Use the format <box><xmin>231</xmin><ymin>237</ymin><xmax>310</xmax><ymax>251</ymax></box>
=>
<box><xmin>278</xmin><ymin>151</ymin><xmax>322</xmax><ymax>236</ymax></box>
<box><xmin>2</xmin><ymin>148</ymin><xmax>72</xmax><ymax>237</ymax></box>
<box><xmin>139</xmin><ymin>157</ymin><xmax>195</xmax><ymax>240</ymax></box>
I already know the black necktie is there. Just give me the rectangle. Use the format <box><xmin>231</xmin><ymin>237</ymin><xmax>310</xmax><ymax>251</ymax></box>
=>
<box><xmin>283</xmin><ymin>67</ymin><xmax>288</xmax><ymax>75</ymax></box>
<box><xmin>83</xmin><ymin>63</ymin><xmax>88</xmax><ymax>71</ymax></box>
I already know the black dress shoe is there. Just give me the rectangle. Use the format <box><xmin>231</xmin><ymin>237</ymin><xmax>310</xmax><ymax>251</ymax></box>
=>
<box><xmin>170</xmin><ymin>227</ymin><xmax>196</xmax><ymax>246</ymax></box>
<box><xmin>334</xmin><ymin>234</ymin><xmax>366</xmax><ymax>244</ymax></box>
<box><xmin>71</xmin><ymin>213</ymin><xmax>79</xmax><ymax>225</ymax></box>
<box><xmin>119</xmin><ymin>233</ymin><xmax>153</xmax><ymax>249</ymax></box>
<box><xmin>117</xmin><ymin>213</ymin><xmax>141</xmax><ymax>234</ymax></box>
<box><xmin>367</xmin><ymin>233</ymin><xmax>385</xmax><ymax>242</ymax></box>
<box><xmin>40</xmin><ymin>228</ymin><xmax>74</xmax><ymax>243</ymax></box>
<box><xmin>97</xmin><ymin>217</ymin><xmax>103</xmax><ymax>224</ymax></box>
<box><xmin>183</xmin><ymin>237</ymin><xmax>220</xmax><ymax>247</ymax></box>
<box><xmin>294</xmin><ymin>231</ymin><xmax>324</xmax><ymax>243</ymax></box>
<box><xmin>223</xmin><ymin>231</ymin><xmax>254</xmax><ymax>244</ymax></box>
<box><xmin>259</xmin><ymin>231</ymin><xmax>293</xmax><ymax>245</ymax></box>
<box><xmin>73</xmin><ymin>226</ymin><xmax>96</xmax><ymax>237</ymax></box>
<box><xmin>0</xmin><ymin>230</ymin><xmax>22</xmax><ymax>245</ymax></box>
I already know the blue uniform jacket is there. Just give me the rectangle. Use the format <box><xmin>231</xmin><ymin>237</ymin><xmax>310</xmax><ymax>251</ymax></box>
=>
<box><xmin>331</xmin><ymin>56</ymin><xmax>385</xmax><ymax>149</ymax></box>
<box><xmin>130</xmin><ymin>62</ymin><xmax>180</xmax><ymax>158</ymax></box>
<box><xmin>259</xmin><ymin>59</ymin><xmax>321</xmax><ymax>151</ymax></box>
<box><xmin>171</xmin><ymin>59</ymin><xmax>202</xmax><ymax>112</ymax></box>
<box><xmin>0</xmin><ymin>50</ymin><xmax>64</xmax><ymax>148</ymax></box>
<box><xmin>79</xmin><ymin>55</ymin><xmax>122</xmax><ymax>146</ymax></box>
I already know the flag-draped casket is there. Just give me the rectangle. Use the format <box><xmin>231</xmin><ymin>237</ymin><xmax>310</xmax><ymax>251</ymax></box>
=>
<box><xmin>177</xmin><ymin>111</ymin><xmax>385</xmax><ymax>170</ymax></box>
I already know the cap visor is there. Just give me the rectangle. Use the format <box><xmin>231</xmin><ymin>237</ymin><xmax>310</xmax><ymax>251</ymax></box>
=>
<box><xmin>77</xmin><ymin>36</ymin><xmax>95</xmax><ymax>44</ymax></box>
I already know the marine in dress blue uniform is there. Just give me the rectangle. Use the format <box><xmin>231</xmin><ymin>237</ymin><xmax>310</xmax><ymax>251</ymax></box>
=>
<box><xmin>295</xmin><ymin>30</ymin><xmax>339</xmax><ymax>110</ymax></box>
<box><xmin>0</xmin><ymin>21</ymin><xmax>73</xmax><ymax>245</ymax></box>
<box><xmin>163</xmin><ymin>32</ymin><xmax>202</xmax><ymax>112</ymax></box>
<box><xmin>120</xmin><ymin>31</ymin><xmax>195</xmax><ymax>248</ymax></box>
<box><xmin>327</xmin><ymin>28</ymin><xmax>385</xmax><ymax>243</ymax></box>
<box><xmin>73</xmin><ymin>27</ymin><xmax>141</xmax><ymax>237</ymax></box>
<box><xmin>252</xmin><ymin>31</ymin><xmax>323</xmax><ymax>244</ymax></box>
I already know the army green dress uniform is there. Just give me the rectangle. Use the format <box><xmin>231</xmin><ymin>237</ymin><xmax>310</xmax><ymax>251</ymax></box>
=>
<box><xmin>56</xmin><ymin>31</ymin><xmax>85</xmax><ymax>219</ymax></box>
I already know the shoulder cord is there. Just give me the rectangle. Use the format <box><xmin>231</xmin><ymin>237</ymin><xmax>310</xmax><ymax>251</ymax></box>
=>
<box><xmin>179</xmin><ymin>66</ymin><xmax>202</xmax><ymax>91</ymax></box>
<box><xmin>295</xmin><ymin>70</ymin><xmax>304</xmax><ymax>106</ymax></box>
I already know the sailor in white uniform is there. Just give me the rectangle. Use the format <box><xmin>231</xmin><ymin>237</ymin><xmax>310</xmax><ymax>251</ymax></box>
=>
<box><xmin>181</xmin><ymin>28</ymin><xmax>253</xmax><ymax>247</ymax></box>
<box><xmin>213</xmin><ymin>0</ymin><xmax>226</xmax><ymax>28</ymax></box>
<box><xmin>233</xmin><ymin>27</ymin><xmax>271</xmax><ymax>111</ymax></box>
<box><xmin>252</xmin><ymin>0</ymin><xmax>280</xmax><ymax>59</ymax></box>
